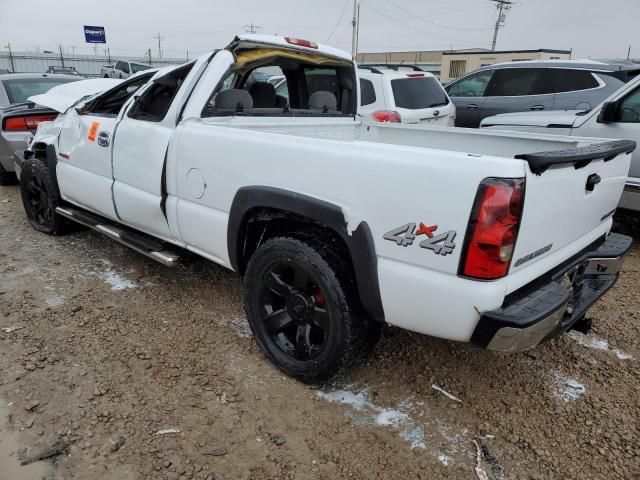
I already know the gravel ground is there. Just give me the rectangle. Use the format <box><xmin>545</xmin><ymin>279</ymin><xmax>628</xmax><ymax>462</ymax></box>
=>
<box><xmin>0</xmin><ymin>184</ymin><xmax>639</xmax><ymax>480</ymax></box>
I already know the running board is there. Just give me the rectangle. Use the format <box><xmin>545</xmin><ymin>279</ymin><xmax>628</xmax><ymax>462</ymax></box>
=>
<box><xmin>56</xmin><ymin>206</ymin><xmax>180</xmax><ymax>267</ymax></box>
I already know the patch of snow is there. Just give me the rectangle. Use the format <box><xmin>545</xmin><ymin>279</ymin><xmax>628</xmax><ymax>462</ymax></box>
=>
<box><xmin>316</xmin><ymin>389</ymin><xmax>426</xmax><ymax>450</ymax></box>
<box><xmin>155</xmin><ymin>428</ymin><xmax>180</xmax><ymax>435</ymax></box>
<box><xmin>550</xmin><ymin>370</ymin><xmax>586</xmax><ymax>402</ymax></box>
<box><xmin>439</xmin><ymin>453</ymin><xmax>453</xmax><ymax>466</ymax></box>
<box><xmin>45</xmin><ymin>295</ymin><xmax>65</xmax><ymax>307</ymax></box>
<box><xmin>101</xmin><ymin>271</ymin><xmax>136</xmax><ymax>291</ymax></box>
<box><xmin>226</xmin><ymin>314</ymin><xmax>252</xmax><ymax>338</ymax></box>
<box><xmin>568</xmin><ymin>331</ymin><xmax>633</xmax><ymax>360</ymax></box>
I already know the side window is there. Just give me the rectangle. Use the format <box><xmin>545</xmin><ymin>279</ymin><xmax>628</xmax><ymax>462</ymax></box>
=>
<box><xmin>305</xmin><ymin>68</ymin><xmax>339</xmax><ymax>99</ymax></box>
<box><xmin>84</xmin><ymin>74</ymin><xmax>153</xmax><ymax>116</ymax></box>
<box><xmin>115</xmin><ymin>61</ymin><xmax>125</xmax><ymax>72</ymax></box>
<box><xmin>360</xmin><ymin>78</ymin><xmax>376</xmax><ymax>106</ymax></box>
<box><xmin>275</xmin><ymin>80</ymin><xmax>289</xmax><ymax>101</ymax></box>
<box><xmin>488</xmin><ymin>69</ymin><xmax>552</xmax><ymax>96</ymax></box>
<box><xmin>121</xmin><ymin>63</ymin><xmax>130</xmax><ymax>74</ymax></box>
<box><xmin>447</xmin><ymin>70</ymin><xmax>493</xmax><ymax>97</ymax></box>
<box><xmin>616</xmin><ymin>88</ymin><xmax>640</xmax><ymax>123</ymax></box>
<box><xmin>549</xmin><ymin>69</ymin><xmax>599</xmax><ymax>93</ymax></box>
<box><xmin>128</xmin><ymin>62</ymin><xmax>194</xmax><ymax>122</ymax></box>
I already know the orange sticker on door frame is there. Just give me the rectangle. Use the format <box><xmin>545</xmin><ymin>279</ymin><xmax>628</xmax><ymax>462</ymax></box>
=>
<box><xmin>88</xmin><ymin>121</ymin><xmax>100</xmax><ymax>142</ymax></box>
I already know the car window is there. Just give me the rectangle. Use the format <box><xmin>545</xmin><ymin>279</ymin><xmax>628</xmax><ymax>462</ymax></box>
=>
<box><xmin>275</xmin><ymin>80</ymin><xmax>289</xmax><ymax>100</ymax></box>
<box><xmin>616</xmin><ymin>88</ymin><xmax>640</xmax><ymax>123</ymax></box>
<box><xmin>1</xmin><ymin>78</ymin><xmax>78</xmax><ymax>104</ymax></box>
<box><xmin>360</xmin><ymin>78</ymin><xmax>376</xmax><ymax>106</ymax></box>
<box><xmin>128</xmin><ymin>62</ymin><xmax>194</xmax><ymax>122</ymax></box>
<box><xmin>202</xmin><ymin>61</ymin><xmax>354</xmax><ymax>118</ymax></box>
<box><xmin>115</xmin><ymin>61</ymin><xmax>125</xmax><ymax>71</ymax></box>
<box><xmin>131</xmin><ymin>63</ymin><xmax>151</xmax><ymax>74</ymax></box>
<box><xmin>391</xmin><ymin>77</ymin><xmax>448</xmax><ymax>109</ymax></box>
<box><xmin>488</xmin><ymin>68</ymin><xmax>552</xmax><ymax>96</ymax></box>
<box><xmin>85</xmin><ymin>73</ymin><xmax>154</xmax><ymax>116</ymax></box>
<box><xmin>121</xmin><ymin>63</ymin><xmax>130</xmax><ymax>74</ymax></box>
<box><xmin>447</xmin><ymin>70</ymin><xmax>493</xmax><ymax>97</ymax></box>
<box><xmin>548</xmin><ymin>69</ymin><xmax>599</xmax><ymax>93</ymax></box>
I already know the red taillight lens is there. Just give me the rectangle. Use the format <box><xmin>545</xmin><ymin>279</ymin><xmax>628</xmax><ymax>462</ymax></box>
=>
<box><xmin>406</xmin><ymin>73</ymin><xmax>424</xmax><ymax>77</ymax></box>
<box><xmin>371</xmin><ymin>110</ymin><xmax>401</xmax><ymax>123</ymax></box>
<box><xmin>460</xmin><ymin>178</ymin><xmax>525</xmax><ymax>280</ymax></box>
<box><xmin>2</xmin><ymin>114</ymin><xmax>57</xmax><ymax>132</ymax></box>
<box><xmin>284</xmin><ymin>37</ymin><xmax>318</xmax><ymax>49</ymax></box>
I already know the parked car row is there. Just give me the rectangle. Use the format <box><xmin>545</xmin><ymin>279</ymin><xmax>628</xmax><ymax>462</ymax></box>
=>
<box><xmin>445</xmin><ymin>60</ymin><xmax>640</xmax><ymax>127</ymax></box>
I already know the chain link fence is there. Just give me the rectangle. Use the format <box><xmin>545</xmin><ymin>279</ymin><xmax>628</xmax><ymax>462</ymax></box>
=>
<box><xmin>0</xmin><ymin>51</ymin><xmax>187</xmax><ymax>77</ymax></box>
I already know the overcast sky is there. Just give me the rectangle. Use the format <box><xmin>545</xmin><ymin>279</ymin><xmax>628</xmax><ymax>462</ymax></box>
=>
<box><xmin>1</xmin><ymin>0</ymin><xmax>638</xmax><ymax>60</ymax></box>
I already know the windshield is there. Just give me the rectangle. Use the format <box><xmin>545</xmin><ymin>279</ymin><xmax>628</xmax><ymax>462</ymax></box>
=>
<box><xmin>1</xmin><ymin>78</ymin><xmax>79</xmax><ymax>104</ymax></box>
<box><xmin>391</xmin><ymin>77</ymin><xmax>449</xmax><ymax>110</ymax></box>
<box><xmin>131</xmin><ymin>63</ymin><xmax>152</xmax><ymax>74</ymax></box>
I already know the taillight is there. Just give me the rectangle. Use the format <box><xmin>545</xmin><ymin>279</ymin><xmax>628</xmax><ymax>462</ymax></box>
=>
<box><xmin>460</xmin><ymin>178</ymin><xmax>525</xmax><ymax>280</ymax></box>
<box><xmin>284</xmin><ymin>37</ymin><xmax>318</xmax><ymax>49</ymax></box>
<box><xmin>2</xmin><ymin>114</ymin><xmax>57</xmax><ymax>132</ymax></box>
<box><xmin>406</xmin><ymin>73</ymin><xmax>424</xmax><ymax>77</ymax></box>
<box><xmin>371</xmin><ymin>110</ymin><xmax>401</xmax><ymax>123</ymax></box>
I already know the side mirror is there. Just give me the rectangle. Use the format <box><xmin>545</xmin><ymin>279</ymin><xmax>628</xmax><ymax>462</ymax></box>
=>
<box><xmin>598</xmin><ymin>101</ymin><xmax>617</xmax><ymax>123</ymax></box>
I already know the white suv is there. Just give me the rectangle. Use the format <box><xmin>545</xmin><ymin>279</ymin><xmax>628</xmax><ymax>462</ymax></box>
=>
<box><xmin>358</xmin><ymin>66</ymin><xmax>455</xmax><ymax>125</ymax></box>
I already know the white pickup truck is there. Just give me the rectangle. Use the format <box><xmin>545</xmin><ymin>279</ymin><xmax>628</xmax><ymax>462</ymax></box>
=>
<box><xmin>15</xmin><ymin>35</ymin><xmax>634</xmax><ymax>381</ymax></box>
<box><xmin>101</xmin><ymin>60</ymin><xmax>152</xmax><ymax>79</ymax></box>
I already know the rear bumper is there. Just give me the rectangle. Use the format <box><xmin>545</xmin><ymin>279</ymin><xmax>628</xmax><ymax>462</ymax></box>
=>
<box><xmin>471</xmin><ymin>233</ymin><xmax>632</xmax><ymax>352</ymax></box>
<box><xmin>619</xmin><ymin>180</ymin><xmax>640</xmax><ymax>212</ymax></box>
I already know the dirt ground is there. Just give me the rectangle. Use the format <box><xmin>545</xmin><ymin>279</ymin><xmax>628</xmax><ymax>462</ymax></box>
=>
<box><xmin>0</xmin><ymin>183</ymin><xmax>638</xmax><ymax>480</ymax></box>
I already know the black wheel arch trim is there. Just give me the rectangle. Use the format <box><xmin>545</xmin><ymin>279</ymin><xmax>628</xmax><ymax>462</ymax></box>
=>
<box><xmin>228</xmin><ymin>186</ymin><xmax>385</xmax><ymax>323</ymax></box>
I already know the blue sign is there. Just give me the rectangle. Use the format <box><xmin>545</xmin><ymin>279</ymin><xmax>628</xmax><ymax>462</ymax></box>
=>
<box><xmin>84</xmin><ymin>25</ymin><xmax>106</xmax><ymax>44</ymax></box>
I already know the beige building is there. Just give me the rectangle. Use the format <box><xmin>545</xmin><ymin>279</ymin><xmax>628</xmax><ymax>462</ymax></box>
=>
<box><xmin>441</xmin><ymin>49</ymin><xmax>571</xmax><ymax>83</ymax></box>
<box><xmin>356</xmin><ymin>48</ymin><xmax>572</xmax><ymax>82</ymax></box>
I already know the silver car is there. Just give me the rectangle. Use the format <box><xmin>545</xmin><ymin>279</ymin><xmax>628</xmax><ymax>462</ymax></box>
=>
<box><xmin>445</xmin><ymin>61</ymin><xmax>639</xmax><ymax>128</ymax></box>
<box><xmin>0</xmin><ymin>73</ymin><xmax>80</xmax><ymax>184</ymax></box>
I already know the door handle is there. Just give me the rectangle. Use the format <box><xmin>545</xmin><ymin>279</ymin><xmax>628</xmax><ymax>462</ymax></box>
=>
<box><xmin>97</xmin><ymin>131</ymin><xmax>111</xmax><ymax>147</ymax></box>
<box><xmin>529</xmin><ymin>105</ymin><xmax>545</xmax><ymax>111</ymax></box>
<box><xmin>467</xmin><ymin>104</ymin><xmax>479</xmax><ymax>110</ymax></box>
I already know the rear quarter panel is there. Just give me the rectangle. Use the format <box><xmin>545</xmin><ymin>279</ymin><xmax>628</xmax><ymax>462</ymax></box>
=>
<box><xmin>167</xmin><ymin>119</ymin><xmax>526</xmax><ymax>340</ymax></box>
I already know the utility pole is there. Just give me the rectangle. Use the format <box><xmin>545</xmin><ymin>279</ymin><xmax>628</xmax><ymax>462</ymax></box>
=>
<box><xmin>153</xmin><ymin>32</ymin><xmax>165</xmax><ymax>59</ymax></box>
<box><xmin>58</xmin><ymin>44</ymin><xmax>65</xmax><ymax>67</ymax></box>
<box><xmin>627</xmin><ymin>45</ymin><xmax>632</xmax><ymax>61</ymax></box>
<box><xmin>243</xmin><ymin>22</ymin><xmax>262</xmax><ymax>34</ymax></box>
<box><xmin>5</xmin><ymin>42</ymin><xmax>15</xmax><ymax>73</ymax></box>
<box><xmin>355</xmin><ymin>2</ymin><xmax>361</xmax><ymax>60</ymax></box>
<box><xmin>490</xmin><ymin>0</ymin><xmax>512</xmax><ymax>51</ymax></box>
<box><xmin>146</xmin><ymin>48</ymin><xmax>152</xmax><ymax>66</ymax></box>
<box><xmin>351</xmin><ymin>0</ymin><xmax>358</xmax><ymax>60</ymax></box>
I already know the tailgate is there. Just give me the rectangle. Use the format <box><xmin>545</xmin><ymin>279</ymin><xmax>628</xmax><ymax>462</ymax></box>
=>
<box><xmin>508</xmin><ymin>140</ymin><xmax>634</xmax><ymax>292</ymax></box>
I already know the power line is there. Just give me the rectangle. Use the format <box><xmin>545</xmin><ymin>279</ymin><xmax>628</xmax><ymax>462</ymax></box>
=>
<box><xmin>360</xmin><ymin>0</ymin><xmax>486</xmax><ymax>44</ymax></box>
<box><xmin>491</xmin><ymin>0</ymin><xmax>512</xmax><ymax>50</ymax></box>
<box><xmin>326</xmin><ymin>0</ymin><xmax>351</xmax><ymax>42</ymax></box>
<box><xmin>381</xmin><ymin>0</ymin><xmax>494</xmax><ymax>31</ymax></box>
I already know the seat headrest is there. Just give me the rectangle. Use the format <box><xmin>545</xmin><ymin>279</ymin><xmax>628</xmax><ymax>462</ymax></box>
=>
<box><xmin>249</xmin><ymin>82</ymin><xmax>276</xmax><ymax>108</ymax></box>
<box><xmin>309</xmin><ymin>91</ymin><xmax>337</xmax><ymax>112</ymax></box>
<box><xmin>340</xmin><ymin>77</ymin><xmax>354</xmax><ymax>90</ymax></box>
<box><xmin>214</xmin><ymin>89</ymin><xmax>253</xmax><ymax>111</ymax></box>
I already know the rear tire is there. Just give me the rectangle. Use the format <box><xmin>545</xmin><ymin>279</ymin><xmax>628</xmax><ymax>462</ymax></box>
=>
<box><xmin>244</xmin><ymin>236</ymin><xmax>380</xmax><ymax>382</ymax></box>
<box><xmin>20</xmin><ymin>159</ymin><xmax>68</xmax><ymax>235</ymax></box>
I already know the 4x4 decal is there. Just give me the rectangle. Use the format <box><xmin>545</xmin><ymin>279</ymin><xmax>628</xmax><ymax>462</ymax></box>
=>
<box><xmin>384</xmin><ymin>222</ymin><xmax>457</xmax><ymax>256</ymax></box>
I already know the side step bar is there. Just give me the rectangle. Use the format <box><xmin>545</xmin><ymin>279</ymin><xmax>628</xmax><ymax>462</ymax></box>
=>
<box><xmin>56</xmin><ymin>206</ymin><xmax>180</xmax><ymax>267</ymax></box>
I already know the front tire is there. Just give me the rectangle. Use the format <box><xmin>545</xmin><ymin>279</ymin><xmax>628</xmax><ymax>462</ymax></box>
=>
<box><xmin>20</xmin><ymin>159</ymin><xmax>67</xmax><ymax>234</ymax></box>
<box><xmin>244</xmin><ymin>236</ymin><xmax>380</xmax><ymax>382</ymax></box>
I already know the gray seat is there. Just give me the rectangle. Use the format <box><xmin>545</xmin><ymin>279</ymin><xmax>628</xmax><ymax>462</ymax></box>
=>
<box><xmin>249</xmin><ymin>82</ymin><xmax>277</xmax><ymax>108</ymax></box>
<box><xmin>214</xmin><ymin>89</ymin><xmax>253</xmax><ymax>111</ymax></box>
<box><xmin>309</xmin><ymin>91</ymin><xmax>337</xmax><ymax>112</ymax></box>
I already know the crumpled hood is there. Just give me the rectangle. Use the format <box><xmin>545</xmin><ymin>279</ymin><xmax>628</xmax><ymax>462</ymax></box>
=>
<box><xmin>480</xmin><ymin>110</ymin><xmax>583</xmax><ymax>128</ymax></box>
<box><xmin>28</xmin><ymin>78</ymin><xmax>122</xmax><ymax>113</ymax></box>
